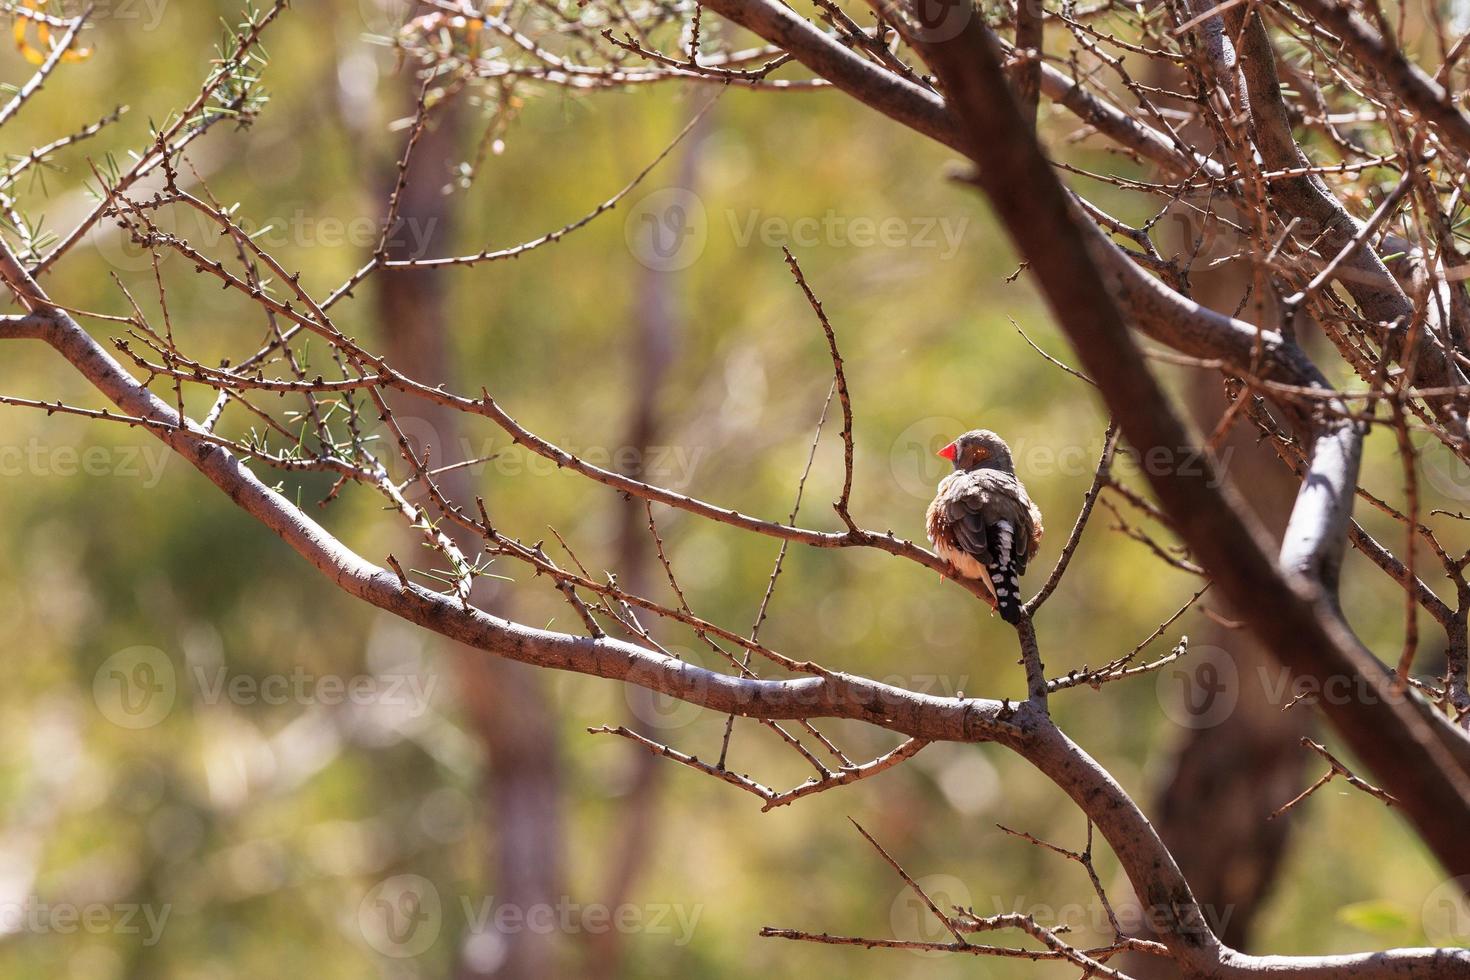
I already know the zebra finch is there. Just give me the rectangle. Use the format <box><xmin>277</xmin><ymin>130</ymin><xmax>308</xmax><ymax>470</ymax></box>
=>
<box><xmin>925</xmin><ymin>429</ymin><xmax>1043</xmax><ymax>624</ymax></box>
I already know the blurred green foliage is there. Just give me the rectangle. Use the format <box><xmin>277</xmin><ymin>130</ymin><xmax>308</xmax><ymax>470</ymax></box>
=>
<box><xmin>0</xmin><ymin>1</ymin><xmax>1461</xmax><ymax>977</ymax></box>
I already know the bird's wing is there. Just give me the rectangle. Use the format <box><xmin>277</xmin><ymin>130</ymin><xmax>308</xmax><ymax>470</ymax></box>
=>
<box><xmin>946</xmin><ymin>492</ymin><xmax>991</xmax><ymax>564</ymax></box>
<box><xmin>947</xmin><ymin>471</ymin><xmax>1038</xmax><ymax>571</ymax></box>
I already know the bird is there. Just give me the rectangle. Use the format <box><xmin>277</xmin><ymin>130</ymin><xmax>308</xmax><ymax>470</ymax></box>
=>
<box><xmin>925</xmin><ymin>429</ymin><xmax>1044</xmax><ymax>625</ymax></box>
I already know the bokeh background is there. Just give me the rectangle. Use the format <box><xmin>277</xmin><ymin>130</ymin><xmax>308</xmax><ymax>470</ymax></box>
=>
<box><xmin>0</xmin><ymin>0</ymin><xmax>1466</xmax><ymax>976</ymax></box>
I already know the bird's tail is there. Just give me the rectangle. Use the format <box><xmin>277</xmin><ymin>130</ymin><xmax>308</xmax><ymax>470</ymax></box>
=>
<box><xmin>989</xmin><ymin>520</ymin><xmax>1024</xmax><ymax>625</ymax></box>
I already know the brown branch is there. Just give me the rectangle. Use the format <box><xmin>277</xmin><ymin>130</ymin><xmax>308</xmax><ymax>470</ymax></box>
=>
<box><xmin>4</xmin><ymin>289</ymin><xmax>1466</xmax><ymax>976</ymax></box>
<box><xmin>783</xmin><ymin>247</ymin><xmax>857</xmax><ymax>532</ymax></box>
<box><xmin>1269</xmin><ymin>738</ymin><xmax>1398</xmax><ymax>819</ymax></box>
<box><xmin>759</xmin><ymin>927</ymin><xmax>1160</xmax><ymax>964</ymax></box>
<box><xmin>849</xmin><ymin>818</ymin><xmax>969</xmax><ymax>945</ymax></box>
<box><xmin>1289</xmin><ymin>0</ymin><xmax>1470</xmax><ymax>161</ymax></box>
<box><xmin>996</xmin><ymin>819</ymin><xmax>1125</xmax><ymax>936</ymax></box>
<box><xmin>1047</xmin><ymin>636</ymin><xmax>1192</xmax><ymax>693</ymax></box>
<box><xmin>592</xmin><ymin>723</ymin><xmax>926</xmax><ymax>812</ymax></box>
<box><xmin>899</xmin><ymin>0</ymin><xmax>1470</xmax><ymax>909</ymax></box>
<box><xmin>11</xmin><ymin>5</ymin><xmax>1470</xmax><ymax>976</ymax></box>
<box><xmin>1012</xmin><ymin>0</ymin><xmax>1044</xmax><ymax>126</ymax></box>
<box><xmin>1027</xmin><ymin>421</ymin><xmax>1119</xmax><ymax>612</ymax></box>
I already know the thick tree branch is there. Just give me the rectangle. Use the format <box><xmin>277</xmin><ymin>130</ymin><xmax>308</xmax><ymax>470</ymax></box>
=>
<box><xmin>7</xmin><ymin>5</ymin><xmax>1470</xmax><ymax>974</ymax></box>
<box><xmin>899</xmin><ymin>0</ymin><xmax>1470</xmax><ymax>887</ymax></box>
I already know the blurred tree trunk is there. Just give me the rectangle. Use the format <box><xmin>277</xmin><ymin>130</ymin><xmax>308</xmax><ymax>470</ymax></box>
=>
<box><xmin>1122</xmin><ymin>216</ymin><xmax>1309</xmax><ymax>979</ymax></box>
<box><xmin>374</xmin><ymin>76</ymin><xmax>565</xmax><ymax>980</ymax></box>
<box><xmin>585</xmin><ymin>104</ymin><xmax>710</xmax><ymax>980</ymax></box>
<box><xmin>1122</xmin><ymin>383</ymin><xmax>1308</xmax><ymax>976</ymax></box>
<box><xmin>1114</xmin><ymin>49</ymin><xmax>1310</xmax><ymax>970</ymax></box>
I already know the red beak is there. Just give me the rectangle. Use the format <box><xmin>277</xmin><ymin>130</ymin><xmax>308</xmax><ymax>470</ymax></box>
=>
<box><xmin>937</xmin><ymin>442</ymin><xmax>957</xmax><ymax>461</ymax></box>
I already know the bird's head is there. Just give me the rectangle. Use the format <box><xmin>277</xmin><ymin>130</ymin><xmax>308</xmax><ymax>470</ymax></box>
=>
<box><xmin>937</xmin><ymin>429</ymin><xmax>1015</xmax><ymax>474</ymax></box>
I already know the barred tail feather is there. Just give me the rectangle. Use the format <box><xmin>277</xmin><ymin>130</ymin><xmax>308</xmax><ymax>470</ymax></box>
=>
<box><xmin>990</xmin><ymin>563</ymin><xmax>1023</xmax><ymax>623</ymax></box>
<box><xmin>988</xmin><ymin>520</ymin><xmax>1024</xmax><ymax>625</ymax></box>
